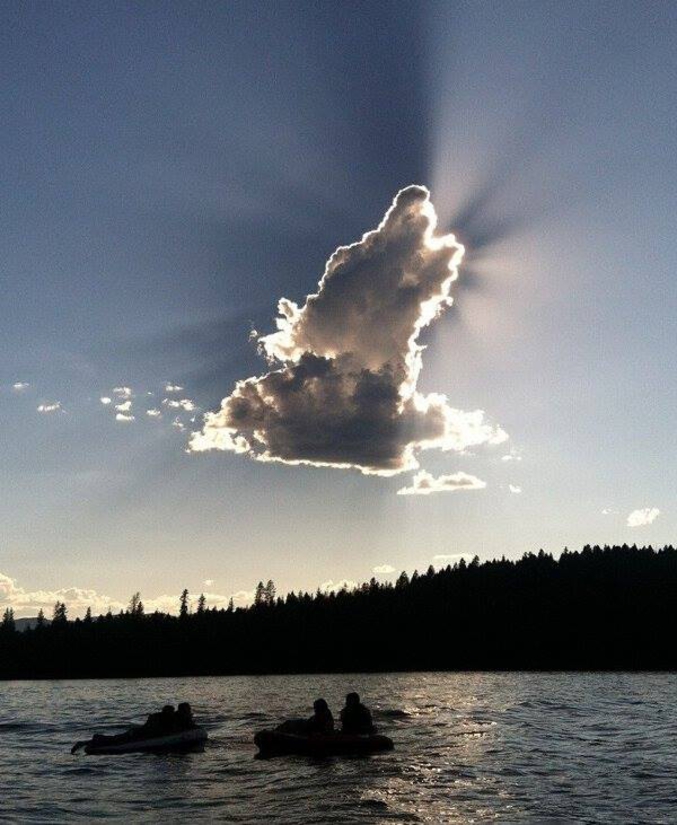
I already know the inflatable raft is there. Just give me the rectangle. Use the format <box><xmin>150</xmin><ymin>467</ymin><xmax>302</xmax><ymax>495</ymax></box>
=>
<box><xmin>254</xmin><ymin>729</ymin><xmax>394</xmax><ymax>756</ymax></box>
<box><xmin>72</xmin><ymin>726</ymin><xmax>208</xmax><ymax>755</ymax></box>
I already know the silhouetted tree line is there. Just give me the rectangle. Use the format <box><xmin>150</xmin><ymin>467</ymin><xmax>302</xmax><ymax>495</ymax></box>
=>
<box><xmin>1</xmin><ymin>544</ymin><xmax>676</xmax><ymax>678</ymax></box>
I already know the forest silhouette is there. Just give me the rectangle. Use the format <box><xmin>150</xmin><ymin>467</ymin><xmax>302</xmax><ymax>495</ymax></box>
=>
<box><xmin>1</xmin><ymin>544</ymin><xmax>675</xmax><ymax>678</ymax></box>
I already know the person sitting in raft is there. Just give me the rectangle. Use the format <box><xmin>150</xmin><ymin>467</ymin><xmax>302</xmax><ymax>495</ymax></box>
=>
<box><xmin>340</xmin><ymin>692</ymin><xmax>376</xmax><ymax>735</ymax></box>
<box><xmin>176</xmin><ymin>702</ymin><xmax>197</xmax><ymax>731</ymax></box>
<box><xmin>142</xmin><ymin>704</ymin><xmax>177</xmax><ymax>735</ymax></box>
<box><xmin>306</xmin><ymin>698</ymin><xmax>334</xmax><ymax>734</ymax></box>
<box><xmin>275</xmin><ymin>698</ymin><xmax>334</xmax><ymax>735</ymax></box>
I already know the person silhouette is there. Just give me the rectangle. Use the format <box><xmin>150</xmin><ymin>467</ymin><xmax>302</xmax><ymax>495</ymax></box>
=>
<box><xmin>176</xmin><ymin>702</ymin><xmax>196</xmax><ymax>730</ymax></box>
<box><xmin>306</xmin><ymin>698</ymin><xmax>334</xmax><ymax>734</ymax></box>
<box><xmin>340</xmin><ymin>692</ymin><xmax>375</xmax><ymax>735</ymax></box>
<box><xmin>143</xmin><ymin>704</ymin><xmax>176</xmax><ymax>735</ymax></box>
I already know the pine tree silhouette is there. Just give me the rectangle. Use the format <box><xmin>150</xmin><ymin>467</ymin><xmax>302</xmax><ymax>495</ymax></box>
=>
<box><xmin>179</xmin><ymin>589</ymin><xmax>189</xmax><ymax>619</ymax></box>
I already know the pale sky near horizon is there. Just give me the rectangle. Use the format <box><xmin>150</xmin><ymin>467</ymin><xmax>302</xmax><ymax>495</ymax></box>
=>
<box><xmin>1</xmin><ymin>1</ymin><xmax>675</xmax><ymax>617</ymax></box>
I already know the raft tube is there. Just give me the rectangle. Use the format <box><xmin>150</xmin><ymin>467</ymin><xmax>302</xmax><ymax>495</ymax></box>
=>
<box><xmin>76</xmin><ymin>726</ymin><xmax>208</xmax><ymax>755</ymax></box>
<box><xmin>254</xmin><ymin>729</ymin><xmax>394</xmax><ymax>756</ymax></box>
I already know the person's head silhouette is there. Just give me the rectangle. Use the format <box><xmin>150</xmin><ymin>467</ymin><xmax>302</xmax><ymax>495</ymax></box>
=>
<box><xmin>346</xmin><ymin>692</ymin><xmax>360</xmax><ymax>708</ymax></box>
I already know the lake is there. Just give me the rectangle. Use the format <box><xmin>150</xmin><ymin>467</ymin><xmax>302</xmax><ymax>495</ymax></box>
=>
<box><xmin>1</xmin><ymin>673</ymin><xmax>675</xmax><ymax>822</ymax></box>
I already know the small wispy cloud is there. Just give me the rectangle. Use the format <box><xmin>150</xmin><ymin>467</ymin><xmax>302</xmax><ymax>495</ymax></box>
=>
<box><xmin>432</xmin><ymin>552</ymin><xmax>475</xmax><ymax>565</ymax></box>
<box><xmin>12</xmin><ymin>382</ymin><xmax>30</xmax><ymax>392</ymax></box>
<box><xmin>172</xmin><ymin>418</ymin><xmax>186</xmax><ymax>431</ymax></box>
<box><xmin>627</xmin><ymin>507</ymin><xmax>660</xmax><ymax>527</ymax></box>
<box><xmin>204</xmin><ymin>579</ymin><xmax>215</xmax><ymax>586</ymax></box>
<box><xmin>146</xmin><ymin>408</ymin><xmax>162</xmax><ymax>418</ymax></box>
<box><xmin>113</xmin><ymin>386</ymin><xmax>132</xmax><ymax>399</ymax></box>
<box><xmin>115</xmin><ymin>412</ymin><xmax>135</xmax><ymax>423</ymax></box>
<box><xmin>397</xmin><ymin>470</ymin><xmax>486</xmax><ymax>496</ymax></box>
<box><xmin>115</xmin><ymin>400</ymin><xmax>132</xmax><ymax>412</ymax></box>
<box><xmin>164</xmin><ymin>383</ymin><xmax>184</xmax><ymax>393</ymax></box>
<box><xmin>230</xmin><ymin>589</ymin><xmax>255</xmax><ymax>606</ymax></box>
<box><xmin>601</xmin><ymin>507</ymin><xmax>618</xmax><ymax>515</ymax></box>
<box><xmin>509</xmin><ymin>484</ymin><xmax>522</xmax><ymax>494</ymax></box>
<box><xmin>373</xmin><ymin>564</ymin><xmax>395</xmax><ymax>574</ymax></box>
<box><xmin>501</xmin><ymin>450</ymin><xmax>522</xmax><ymax>462</ymax></box>
<box><xmin>37</xmin><ymin>402</ymin><xmax>62</xmax><ymax>414</ymax></box>
<box><xmin>320</xmin><ymin>579</ymin><xmax>358</xmax><ymax>594</ymax></box>
<box><xmin>100</xmin><ymin>397</ymin><xmax>112</xmax><ymax>405</ymax></box>
<box><xmin>163</xmin><ymin>398</ymin><xmax>196</xmax><ymax>412</ymax></box>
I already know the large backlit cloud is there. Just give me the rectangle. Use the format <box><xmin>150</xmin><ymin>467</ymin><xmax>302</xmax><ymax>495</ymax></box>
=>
<box><xmin>397</xmin><ymin>469</ymin><xmax>487</xmax><ymax>496</ymax></box>
<box><xmin>190</xmin><ymin>186</ymin><xmax>506</xmax><ymax>475</ymax></box>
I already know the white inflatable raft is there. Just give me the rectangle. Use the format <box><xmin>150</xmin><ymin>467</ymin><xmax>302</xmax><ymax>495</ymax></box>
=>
<box><xmin>72</xmin><ymin>726</ymin><xmax>208</xmax><ymax>755</ymax></box>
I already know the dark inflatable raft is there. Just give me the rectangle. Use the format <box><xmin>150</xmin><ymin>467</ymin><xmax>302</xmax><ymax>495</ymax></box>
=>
<box><xmin>72</xmin><ymin>726</ymin><xmax>208</xmax><ymax>755</ymax></box>
<box><xmin>254</xmin><ymin>729</ymin><xmax>394</xmax><ymax>756</ymax></box>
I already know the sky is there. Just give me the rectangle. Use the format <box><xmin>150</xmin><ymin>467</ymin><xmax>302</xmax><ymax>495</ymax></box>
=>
<box><xmin>1</xmin><ymin>1</ymin><xmax>676</xmax><ymax>617</ymax></box>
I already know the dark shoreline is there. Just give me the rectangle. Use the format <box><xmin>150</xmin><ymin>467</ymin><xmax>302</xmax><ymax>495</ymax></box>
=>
<box><xmin>3</xmin><ymin>544</ymin><xmax>676</xmax><ymax>679</ymax></box>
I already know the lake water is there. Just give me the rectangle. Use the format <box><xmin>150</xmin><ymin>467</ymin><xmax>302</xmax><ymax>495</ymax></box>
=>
<box><xmin>1</xmin><ymin>673</ymin><xmax>676</xmax><ymax>823</ymax></box>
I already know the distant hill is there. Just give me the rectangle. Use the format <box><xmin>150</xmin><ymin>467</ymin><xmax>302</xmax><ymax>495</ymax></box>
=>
<box><xmin>15</xmin><ymin>617</ymin><xmax>50</xmax><ymax>631</ymax></box>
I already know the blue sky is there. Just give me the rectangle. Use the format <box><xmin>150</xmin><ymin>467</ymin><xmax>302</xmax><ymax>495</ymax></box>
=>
<box><xmin>1</xmin><ymin>1</ymin><xmax>675</xmax><ymax>616</ymax></box>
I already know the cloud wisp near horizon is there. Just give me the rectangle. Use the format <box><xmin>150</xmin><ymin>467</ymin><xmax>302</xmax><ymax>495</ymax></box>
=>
<box><xmin>0</xmin><ymin>570</ymin><xmax>253</xmax><ymax>620</ymax></box>
<box><xmin>397</xmin><ymin>470</ymin><xmax>487</xmax><ymax>496</ymax></box>
<box><xmin>189</xmin><ymin>186</ymin><xmax>506</xmax><ymax>482</ymax></box>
